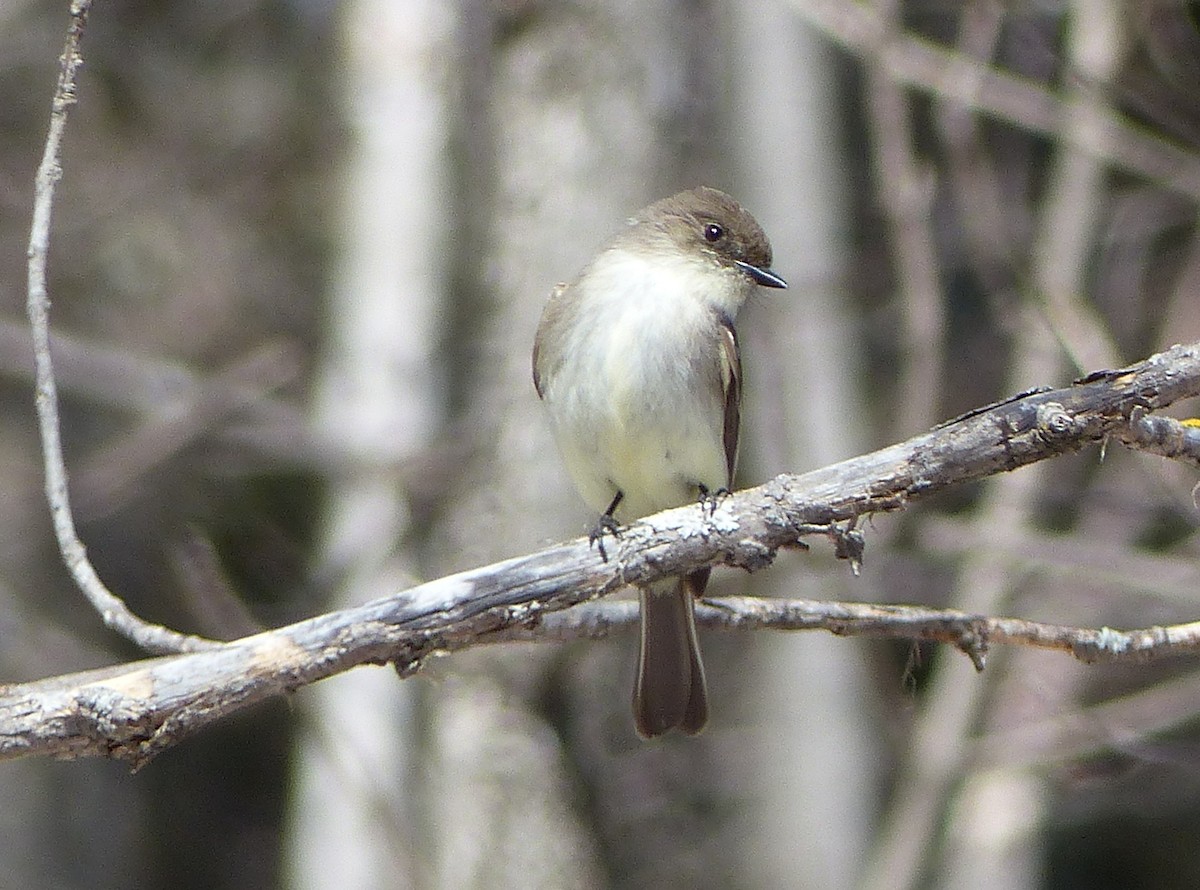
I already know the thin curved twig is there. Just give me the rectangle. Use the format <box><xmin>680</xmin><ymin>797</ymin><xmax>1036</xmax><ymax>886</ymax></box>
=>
<box><xmin>24</xmin><ymin>1</ymin><xmax>215</xmax><ymax>655</ymax></box>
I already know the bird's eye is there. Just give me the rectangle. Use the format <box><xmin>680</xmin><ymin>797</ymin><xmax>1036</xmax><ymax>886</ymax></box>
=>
<box><xmin>703</xmin><ymin>223</ymin><xmax>724</xmax><ymax>242</ymax></box>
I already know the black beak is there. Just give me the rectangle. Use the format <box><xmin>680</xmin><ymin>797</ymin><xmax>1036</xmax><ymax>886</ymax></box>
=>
<box><xmin>735</xmin><ymin>260</ymin><xmax>788</xmax><ymax>289</ymax></box>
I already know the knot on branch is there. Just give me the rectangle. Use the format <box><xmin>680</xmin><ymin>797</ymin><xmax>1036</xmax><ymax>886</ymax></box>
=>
<box><xmin>952</xmin><ymin>618</ymin><xmax>990</xmax><ymax>670</ymax></box>
<box><xmin>1035</xmin><ymin>402</ymin><xmax>1079</xmax><ymax>441</ymax></box>
<box><xmin>728</xmin><ymin>538</ymin><xmax>777</xmax><ymax>572</ymax></box>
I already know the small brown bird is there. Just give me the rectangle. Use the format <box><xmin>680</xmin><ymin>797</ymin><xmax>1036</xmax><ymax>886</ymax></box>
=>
<box><xmin>532</xmin><ymin>187</ymin><xmax>786</xmax><ymax>737</ymax></box>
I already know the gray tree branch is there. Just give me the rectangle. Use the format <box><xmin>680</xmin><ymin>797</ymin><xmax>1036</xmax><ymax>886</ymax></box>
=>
<box><xmin>2</xmin><ymin>341</ymin><xmax>1198</xmax><ymax>768</ymax></box>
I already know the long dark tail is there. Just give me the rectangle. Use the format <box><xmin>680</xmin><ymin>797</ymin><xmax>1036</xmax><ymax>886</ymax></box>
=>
<box><xmin>632</xmin><ymin>569</ymin><xmax>709</xmax><ymax>738</ymax></box>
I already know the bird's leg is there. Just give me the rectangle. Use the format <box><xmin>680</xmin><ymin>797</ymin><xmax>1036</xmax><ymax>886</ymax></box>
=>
<box><xmin>696</xmin><ymin>483</ymin><xmax>730</xmax><ymax>517</ymax></box>
<box><xmin>588</xmin><ymin>490</ymin><xmax>624</xmax><ymax>562</ymax></box>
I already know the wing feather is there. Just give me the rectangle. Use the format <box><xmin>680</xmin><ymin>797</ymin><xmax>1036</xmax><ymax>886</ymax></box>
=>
<box><xmin>717</xmin><ymin>318</ymin><xmax>741</xmax><ymax>485</ymax></box>
<box><xmin>532</xmin><ymin>282</ymin><xmax>569</xmax><ymax>399</ymax></box>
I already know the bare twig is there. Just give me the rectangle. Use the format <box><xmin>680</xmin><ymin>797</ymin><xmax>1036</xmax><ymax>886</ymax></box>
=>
<box><xmin>525</xmin><ymin>597</ymin><xmax>1200</xmax><ymax>668</ymax></box>
<box><xmin>920</xmin><ymin>514</ymin><xmax>1200</xmax><ymax>605</ymax></box>
<box><xmin>0</xmin><ymin>317</ymin><xmax>317</xmax><ymax>464</ymax></box>
<box><xmin>1109</xmin><ymin>410</ymin><xmax>1200</xmax><ymax>468</ymax></box>
<box><xmin>1027</xmin><ymin>0</ymin><xmax>1125</xmax><ymax>372</ymax></box>
<box><xmin>790</xmin><ymin>0</ymin><xmax>1200</xmax><ymax>200</ymax></box>
<box><xmin>0</xmin><ymin>341</ymin><xmax>1197</xmax><ymax>767</ymax></box>
<box><xmin>975</xmin><ymin>663</ymin><xmax>1200</xmax><ymax>769</ymax></box>
<box><xmin>864</xmin><ymin>0</ymin><xmax>946</xmax><ymax>436</ymax></box>
<box><xmin>24</xmin><ymin>1</ymin><xmax>215</xmax><ymax>655</ymax></box>
<box><xmin>73</xmin><ymin>340</ymin><xmax>300</xmax><ymax>518</ymax></box>
<box><xmin>934</xmin><ymin>3</ymin><xmax>1018</xmax><ymax>302</ymax></box>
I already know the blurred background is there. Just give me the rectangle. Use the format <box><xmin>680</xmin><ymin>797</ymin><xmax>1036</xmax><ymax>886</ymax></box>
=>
<box><xmin>2</xmin><ymin>0</ymin><xmax>1200</xmax><ymax>888</ymax></box>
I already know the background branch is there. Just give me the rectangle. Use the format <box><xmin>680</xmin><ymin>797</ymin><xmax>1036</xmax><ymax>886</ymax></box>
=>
<box><xmin>792</xmin><ymin>0</ymin><xmax>1200</xmax><ymax>198</ymax></box>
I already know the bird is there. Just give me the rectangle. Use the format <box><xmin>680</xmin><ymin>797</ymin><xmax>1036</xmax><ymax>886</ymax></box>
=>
<box><xmin>533</xmin><ymin>186</ymin><xmax>786</xmax><ymax>737</ymax></box>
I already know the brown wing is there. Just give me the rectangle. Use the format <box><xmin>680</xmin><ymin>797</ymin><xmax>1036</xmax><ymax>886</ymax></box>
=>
<box><xmin>717</xmin><ymin>317</ymin><xmax>741</xmax><ymax>485</ymax></box>
<box><xmin>531</xmin><ymin>335</ymin><xmax>544</xmax><ymax>399</ymax></box>
<box><xmin>532</xmin><ymin>282</ymin><xmax>569</xmax><ymax>399</ymax></box>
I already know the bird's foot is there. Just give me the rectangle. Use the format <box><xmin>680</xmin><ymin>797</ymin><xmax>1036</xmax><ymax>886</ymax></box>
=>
<box><xmin>588</xmin><ymin>513</ymin><xmax>622</xmax><ymax>562</ymax></box>
<box><xmin>589</xmin><ymin>490</ymin><xmax>625</xmax><ymax>562</ymax></box>
<box><xmin>697</xmin><ymin>484</ymin><xmax>730</xmax><ymax>517</ymax></box>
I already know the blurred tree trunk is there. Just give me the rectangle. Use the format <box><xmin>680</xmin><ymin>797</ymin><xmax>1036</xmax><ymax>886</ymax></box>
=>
<box><xmin>284</xmin><ymin>2</ymin><xmax>457</xmax><ymax>888</ymax></box>
<box><xmin>727</xmin><ymin>3</ymin><xmax>880</xmax><ymax>888</ymax></box>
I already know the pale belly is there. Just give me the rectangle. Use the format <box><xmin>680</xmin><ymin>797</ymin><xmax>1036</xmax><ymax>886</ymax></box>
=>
<box><xmin>538</xmin><ymin>247</ymin><xmax>745</xmax><ymax>522</ymax></box>
<box><xmin>548</xmin><ymin>324</ymin><xmax>728</xmax><ymax>522</ymax></box>
<box><xmin>559</xmin><ymin>412</ymin><xmax>726</xmax><ymax>520</ymax></box>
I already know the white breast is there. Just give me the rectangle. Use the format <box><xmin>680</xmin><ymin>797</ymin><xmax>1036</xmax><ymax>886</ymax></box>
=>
<box><xmin>542</xmin><ymin>248</ymin><xmax>746</xmax><ymax>520</ymax></box>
